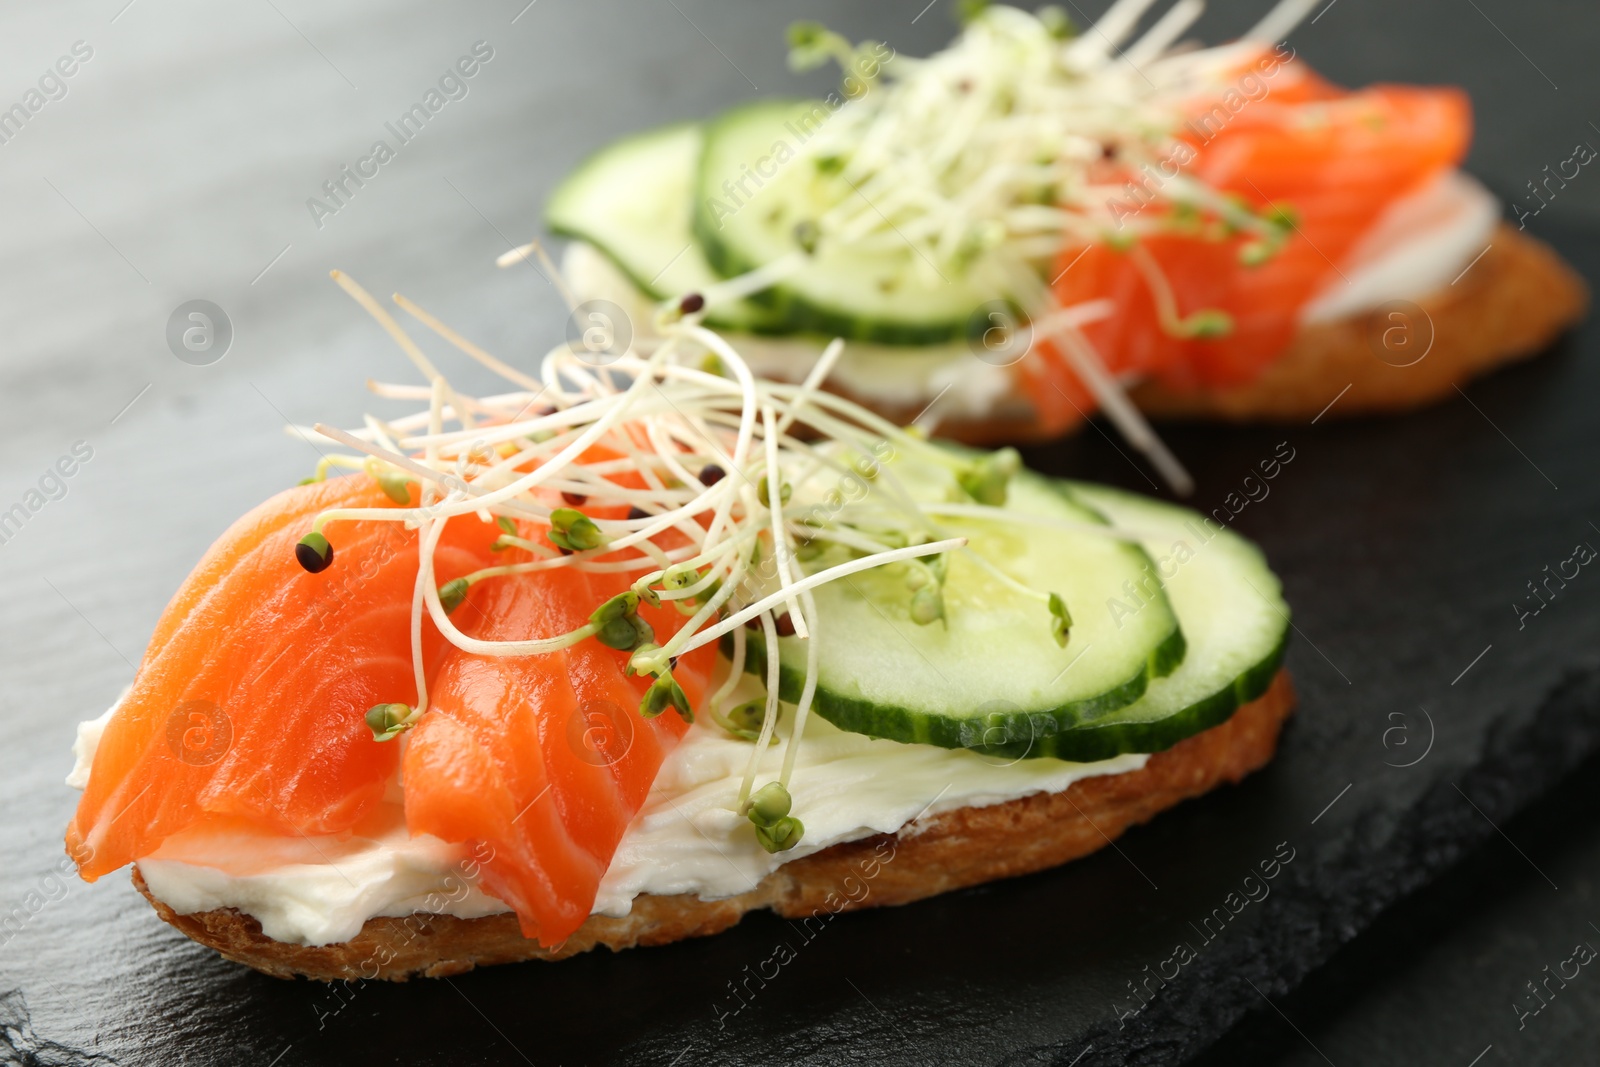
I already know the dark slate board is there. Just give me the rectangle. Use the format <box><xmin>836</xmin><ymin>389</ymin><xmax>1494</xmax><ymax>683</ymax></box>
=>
<box><xmin>1190</xmin><ymin>706</ymin><xmax>1600</xmax><ymax>1067</ymax></box>
<box><xmin>3</xmin><ymin>1</ymin><xmax>1600</xmax><ymax>1065</ymax></box>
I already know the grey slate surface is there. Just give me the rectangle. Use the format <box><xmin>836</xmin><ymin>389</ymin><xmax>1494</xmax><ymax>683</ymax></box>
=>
<box><xmin>1</xmin><ymin>1</ymin><xmax>1598</xmax><ymax>1065</ymax></box>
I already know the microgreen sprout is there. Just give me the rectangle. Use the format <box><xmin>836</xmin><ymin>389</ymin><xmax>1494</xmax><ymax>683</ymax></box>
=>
<box><xmin>1180</xmin><ymin>309</ymin><xmax>1235</xmax><ymax>340</ymax></box>
<box><xmin>746</xmin><ymin>781</ymin><xmax>804</xmax><ymax>853</ymax></box>
<box><xmin>366</xmin><ymin>460</ymin><xmax>414</xmax><ymax>505</ymax></box>
<box><xmin>295</xmin><ymin>531</ymin><xmax>334</xmax><ymax>573</ymax></box>
<box><xmin>712</xmin><ymin>699</ymin><xmax>777</xmax><ymax>744</ymax></box>
<box><xmin>591</xmin><ymin>591</ymin><xmax>655</xmax><ymax>652</ymax></box>
<box><xmin>786</xmin><ymin>22</ymin><xmax>852</xmax><ymax>72</ymax></box>
<box><xmin>1047</xmin><ymin>592</ymin><xmax>1072</xmax><ymax>648</ymax></box>
<box><xmin>958</xmin><ymin>447</ymin><xmax>1020</xmax><ymax>506</ymax></box>
<box><xmin>1262</xmin><ymin>203</ymin><xmax>1299</xmax><ymax>231</ymax></box>
<box><xmin>662</xmin><ymin>563</ymin><xmax>700</xmax><ymax>590</ymax></box>
<box><xmin>785</xmin><ymin>21</ymin><xmax>888</xmax><ymax>100</ymax></box>
<box><xmin>438</xmin><ymin>577</ymin><xmax>470</xmax><ymax>615</ymax></box>
<box><xmin>300</xmin><ymin>453</ymin><xmax>362</xmax><ymax>486</ymax></box>
<box><xmin>957</xmin><ymin>0</ymin><xmax>991</xmax><ymax>24</ymax></box>
<box><xmin>689</xmin><ymin>576</ymin><xmax>722</xmax><ymax>610</ymax></box>
<box><xmin>366</xmin><ymin>702</ymin><xmax>415</xmax><ymax>742</ymax></box>
<box><xmin>1104</xmin><ymin>229</ymin><xmax>1138</xmax><ymax>253</ymax></box>
<box><xmin>746</xmin><ymin>780</ymin><xmax>791</xmax><ymax>822</ymax></box>
<box><xmin>626</xmin><ymin>642</ymin><xmax>674</xmax><ymax>680</ymax></box>
<box><xmin>625</xmin><ymin>642</ymin><xmax>692</xmax><ymax>723</ymax></box>
<box><xmin>1238</xmin><ymin>241</ymin><xmax>1274</xmax><ymax>267</ymax></box>
<box><xmin>491</xmin><ymin>516</ymin><xmax>518</xmax><ymax>552</ymax></box>
<box><xmin>547</xmin><ymin>507</ymin><xmax>607</xmax><ymax>552</ymax></box>
<box><xmin>905</xmin><ymin>556</ymin><xmax>949</xmax><ymax>627</ymax></box>
<box><xmin>909</xmin><ymin>585</ymin><xmax>946</xmax><ymax>626</ymax></box>
<box><xmin>1239</xmin><ymin>204</ymin><xmax>1298</xmax><ymax>266</ymax></box>
<box><xmin>793</xmin><ymin>220</ymin><xmax>820</xmax><ymax>255</ymax></box>
<box><xmin>758</xmin><ymin>474</ymin><xmax>791</xmax><ymax>507</ymax></box>
<box><xmin>640</xmin><ymin>672</ymin><xmax>693</xmax><ymax>723</ymax></box>
<box><xmin>1037</xmin><ymin>4</ymin><xmax>1074</xmax><ymax>37</ymax></box>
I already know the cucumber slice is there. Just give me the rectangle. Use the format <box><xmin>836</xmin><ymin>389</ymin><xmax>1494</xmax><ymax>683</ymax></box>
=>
<box><xmin>1036</xmin><ymin>483</ymin><xmax>1289</xmax><ymax>761</ymax></box>
<box><xmin>747</xmin><ymin>476</ymin><xmax>1287</xmax><ymax>761</ymax></box>
<box><xmin>746</xmin><ymin>465</ymin><xmax>1186</xmax><ymax>750</ymax></box>
<box><xmin>693</xmin><ymin>100</ymin><xmax>1003</xmax><ymax>346</ymax></box>
<box><xmin>545</xmin><ymin>122</ymin><xmax>779</xmax><ymax>333</ymax></box>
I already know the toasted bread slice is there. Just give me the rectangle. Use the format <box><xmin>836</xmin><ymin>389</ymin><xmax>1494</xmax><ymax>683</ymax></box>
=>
<box><xmin>1126</xmin><ymin>223</ymin><xmax>1587</xmax><ymax>423</ymax></box>
<box><xmin>134</xmin><ymin>672</ymin><xmax>1295</xmax><ymax>981</ymax></box>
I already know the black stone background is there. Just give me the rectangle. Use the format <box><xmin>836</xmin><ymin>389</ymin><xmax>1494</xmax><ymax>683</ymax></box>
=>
<box><xmin>0</xmin><ymin>1</ymin><xmax>1597</xmax><ymax>1065</ymax></box>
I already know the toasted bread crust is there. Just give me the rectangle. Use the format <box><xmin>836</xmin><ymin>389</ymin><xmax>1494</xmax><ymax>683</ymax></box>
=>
<box><xmin>1126</xmin><ymin>223</ymin><xmax>1587</xmax><ymax>422</ymax></box>
<box><xmin>932</xmin><ymin>224</ymin><xmax>1586</xmax><ymax>444</ymax></box>
<box><xmin>135</xmin><ymin>672</ymin><xmax>1294</xmax><ymax>981</ymax></box>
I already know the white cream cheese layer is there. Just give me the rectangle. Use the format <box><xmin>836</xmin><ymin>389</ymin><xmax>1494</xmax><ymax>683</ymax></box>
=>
<box><xmin>566</xmin><ymin>169</ymin><xmax>1499</xmax><ymax>412</ymax></box>
<box><xmin>1298</xmin><ymin>170</ymin><xmax>1498</xmax><ymax>324</ymax></box>
<box><xmin>590</xmin><ymin>710</ymin><xmax>1145</xmax><ymax>915</ymax></box>
<box><xmin>137</xmin><ymin>815</ymin><xmax>512</xmax><ymax>946</ymax></box>
<box><xmin>65</xmin><ymin>702</ymin><xmax>115</xmax><ymax>790</ymax></box>
<box><xmin>69</xmin><ymin>700</ymin><xmax>1145</xmax><ymax>946</ymax></box>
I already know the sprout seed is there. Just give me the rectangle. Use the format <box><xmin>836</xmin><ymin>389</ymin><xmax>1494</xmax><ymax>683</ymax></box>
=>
<box><xmin>295</xmin><ymin>532</ymin><xmax>334</xmax><ymax>573</ymax></box>
<box><xmin>439</xmin><ymin>578</ymin><xmax>470</xmax><ymax>615</ymax></box>
<box><xmin>366</xmin><ymin>702</ymin><xmax>414</xmax><ymax>742</ymax></box>
<box><xmin>747</xmin><ymin>782</ymin><xmax>792</xmax><ymax>825</ymax></box>
<box><xmin>755</xmin><ymin>816</ymin><xmax>805</xmax><ymax>853</ymax></box>
<box><xmin>548</xmin><ymin>507</ymin><xmax>606</xmax><ymax>552</ymax></box>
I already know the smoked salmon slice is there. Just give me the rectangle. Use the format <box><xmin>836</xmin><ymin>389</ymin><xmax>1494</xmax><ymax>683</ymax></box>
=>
<box><xmin>72</xmin><ymin>431</ymin><xmax>716</xmax><ymax>943</ymax></box>
<box><xmin>404</xmin><ymin>565</ymin><xmax>716</xmax><ymax>946</ymax></box>
<box><xmin>1031</xmin><ymin>71</ymin><xmax>1472</xmax><ymax>424</ymax></box>
<box><xmin>67</xmin><ymin>475</ymin><xmax>500</xmax><ymax>880</ymax></box>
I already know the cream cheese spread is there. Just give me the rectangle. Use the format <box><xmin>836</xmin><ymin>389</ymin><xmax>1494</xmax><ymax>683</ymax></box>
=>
<box><xmin>70</xmin><ymin>693</ymin><xmax>1147</xmax><ymax>946</ymax></box>
<box><xmin>1298</xmin><ymin>170</ymin><xmax>1498</xmax><ymax>324</ymax></box>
